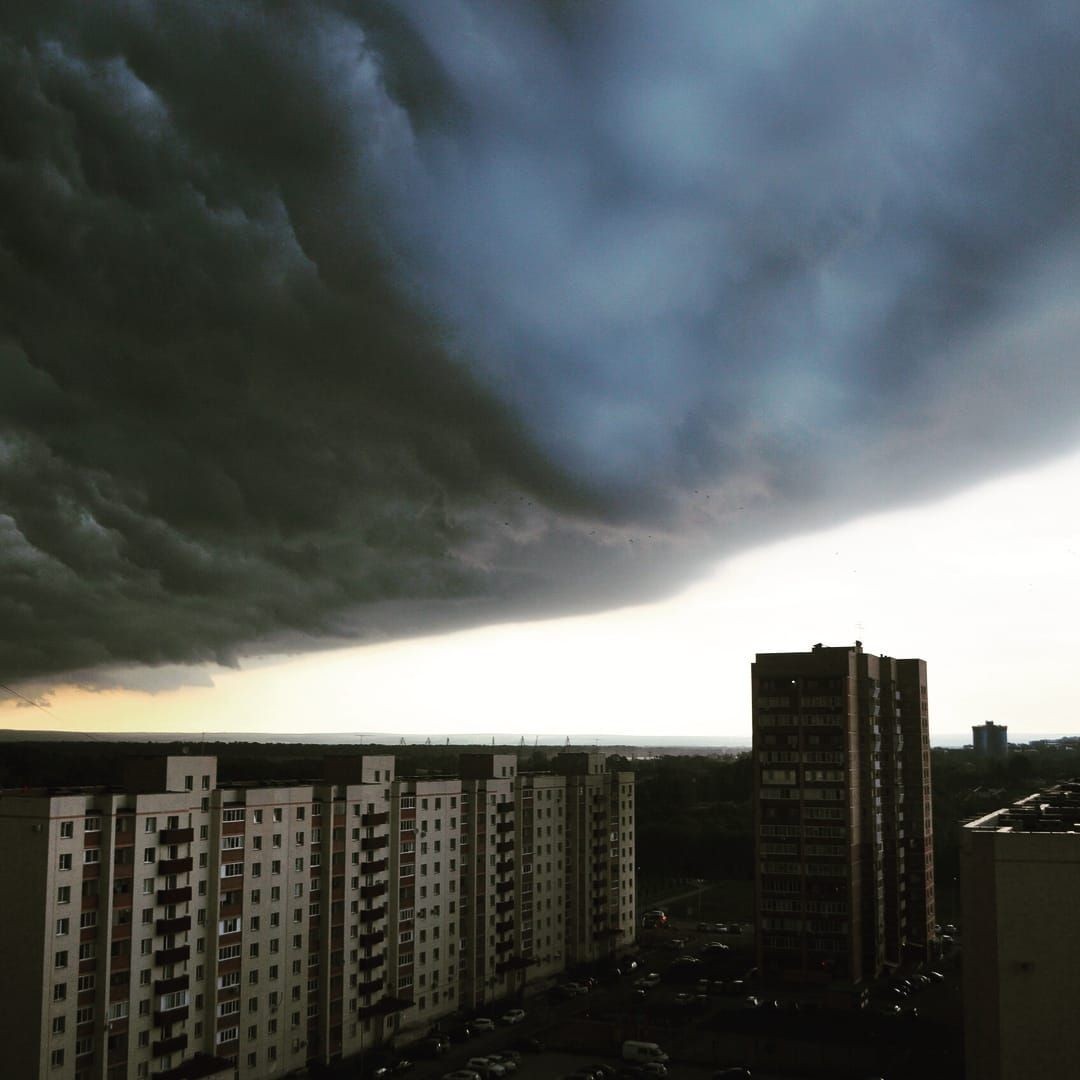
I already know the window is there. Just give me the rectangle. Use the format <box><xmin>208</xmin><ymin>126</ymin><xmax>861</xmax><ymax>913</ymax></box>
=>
<box><xmin>59</xmin><ymin>821</ymin><xmax>74</xmax><ymax>839</ymax></box>
<box><xmin>55</xmin><ymin>917</ymin><xmax>69</xmax><ymax>937</ymax></box>
<box><xmin>78</xmin><ymin>942</ymin><xmax>95</xmax><ymax>962</ymax></box>
<box><xmin>56</xmin><ymin>885</ymin><xmax>71</xmax><ymax>905</ymax></box>
<box><xmin>144</xmin><ymin>817</ymin><xmax>157</xmax><ymax>833</ymax></box>
<box><xmin>80</xmin><ymin>911</ymin><xmax>96</xmax><ymax>929</ymax></box>
<box><xmin>54</xmin><ymin>950</ymin><xmax>68</xmax><ymax>969</ymax></box>
<box><xmin>223</xmin><ymin>808</ymin><xmax>244</xmax><ymax>823</ymax></box>
<box><xmin>253</xmin><ymin>809</ymin><xmax>263</xmax><ymax>824</ymax></box>
<box><xmin>273</xmin><ymin>808</ymin><xmax>283</xmax><ymax>823</ymax></box>
<box><xmin>53</xmin><ymin>983</ymin><xmax>66</xmax><ymax>1002</ymax></box>
<box><xmin>58</xmin><ymin>854</ymin><xmax>72</xmax><ymax>872</ymax></box>
<box><xmin>50</xmin><ymin>1049</ymin><xmax>64</xmax><ymax>1069</ymax></box>
<box><xmin>77</xmin><ymin>974</ymin><xmax>94</xmax><ymax>992</ymax></box>
<box><xmin>84</xmin><ymin>817</ymin><xmax>100</xmax><ymax>833</ymax></box>
<box><xmin>83</xmin><ymin>849</ymin><xmax>100</xmax><ymax>865</ymax></box>
<box><xmin>51</xmin><ymin>1015</ymin><xmax>65</xmax><ymax>1035</ymax></box>
<box><xmin>76</xmin><ymin>1006</ymin><xmax>93</xmax><ymax>1024</ymax></box>
<box><xmin>143</xmin><ymin>847</ymin><xmax>155</xmax><ymax>864</ymax></box>
<box><xmin>185</xmin><ymin>775</ymin><xmax>194</xmax><ymax>791</ymax></box>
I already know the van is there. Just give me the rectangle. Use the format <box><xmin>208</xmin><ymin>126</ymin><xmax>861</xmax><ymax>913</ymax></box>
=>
<box><xmin>622</xmin><ymin>1040</ymin><xmax>669</xmax><ymax>1063</ymax></box>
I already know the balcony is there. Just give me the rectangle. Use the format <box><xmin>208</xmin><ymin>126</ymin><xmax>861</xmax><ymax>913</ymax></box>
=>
<box><xmin>360</xmin><ymin>835</ymin><xmax>389</xmax><ymax>852</ymax></box>
<box><xmin>357</xmin><ymin>954</ymin><xmax>385</xmax><ymax>972</ymax></box>
<box><xmin>158</xmin><ymin>857</ymin><xmax>193</xmax><ymax>876</ymax></box>
<box><xmin>496</xmin><ymin>821</ymin><xmax>514</xmax><ymax>834</ymax></box>
<box><xmin>357</xmin><ymin>929</ymin><xmax>385</xmax><ymax>948</ymax></box>
<box><xmin>495</xmin><ymin>939</ymin><xmax>514</xmax><ymax>954</ymax></box>
<box><xmin>359</xmin><ymin>905</ymin><xmax>387</xmax><ymax>924</ymax></box>
<box><xmin>156</xmin><ymin>915</ymin><xmax>192</xmax><ymax>935</ymax></box>
<box><xmin>154</xmin><ymin>945</ymin><xmax>190</xmax><ymax>966</ymax></box>
<box><xmin>496</xmin><ymin>841</ymin><xmax>514</xmax><ymax>854</ymax></box>
<box><xmin>360</xmin><ymin>882</ymin><xmax>387</xmax><ymax>900</ymax></box>
<box><xmin>359</xmin><ymin>857</ymin><xmax>388</xmax><ymax>875</ymax></box>
<box><xmin>496</xmin><ymin>919</ymin><xmax>514</xmax><ymax>935</ymax></box>
<box><xmin>495</xmin><ymin>899</ymin><xmax>514</xmax><ymax>915</ymax></box>
<box><xmin>356</xmin><ymin>976</ymin><xmax>385</xmax><ymax>996</ymax></box>
<box><xmin>153</xmin><ymin>1005</ymin><xmax>190</xmax><ymax>1026</ymax></box>
<box><xmin>361</xmin><ymin>812</ymin><xmax>389</xmax><ymax>828</ymax></box>
<box><xmin>496</xmin><ymin>801</ymin><xmax>514</xmax><ymax>815</ymax></box>
<box><xmin>496</xmin><ymin>859</ymin><xmax>514</xmax><ymax>875</ymax></box>
<box><xmin>154</xmin><ymin>974</ymin><xmax>190</xmax><ymax>995</ymax></box>
<box><xmin>156</xmin><ymin>886</ymin><xmax>192</xmax><ymax>906</ymax></box>
<box><xmin>159</xmin><ymin>827</ymin><xmax>194</xmax><ymax>845</ymax></box>
<box><xmin>152</xmin><ymin>1034</ymin><xmax>188</xmax><ymax>1056</ymax></box>
<box><xmin>496</xmin><ymin>880</ymin><xmax>514</xmax><ymax>895</ymax></box>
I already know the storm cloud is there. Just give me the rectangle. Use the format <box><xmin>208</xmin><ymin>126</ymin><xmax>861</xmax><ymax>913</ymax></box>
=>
<box><xmin>3</xmin><ymin>1</ymin><xmax>1080</xmax><ymax>687</ymax></box>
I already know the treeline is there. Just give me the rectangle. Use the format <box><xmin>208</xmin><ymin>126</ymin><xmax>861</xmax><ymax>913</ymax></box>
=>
<box><xmin>619</xmin><ymin>753</ymin><xmax>755</xmax><ymax>880</ymax></box>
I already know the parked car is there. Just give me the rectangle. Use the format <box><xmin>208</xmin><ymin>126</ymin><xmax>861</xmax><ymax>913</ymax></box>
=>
<box><xmin>416</xmin><ymin>1036</ymin><xmax>449</xmax><ymax>1058</ymax></box>
<box><xmin>466</xmin><ymin>1056</ymin><xmax>507</xmax><ymax>1078</ymax></box>
<box><xmin>501</xmin><ymin>1008</ymin><xmax>526</xmax><ymax>1025</ymax></box>
<box><xmin>442</xmin><ymin>1072</ymin><xmax>482</xmax><ymax>1080</ymax></box>
<box><xmin>471</xmin><ymin>1017</ymin><xmax>496</xmax><ymax>1032</ymax></box>
<box><xmin>712</xmin><ymin>1069</ymin><xmax>752</xmax><ymax>1079</ymax></box>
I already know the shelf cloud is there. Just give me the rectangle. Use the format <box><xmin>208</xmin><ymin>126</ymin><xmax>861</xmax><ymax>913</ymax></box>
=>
<box><xmin>3</xmin><ymin>1</ymin><xmax>1080</xmax><ymax>686</ymax></box>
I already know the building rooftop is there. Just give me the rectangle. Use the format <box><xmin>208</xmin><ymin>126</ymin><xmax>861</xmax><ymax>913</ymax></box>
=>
<box><xmin>965</xmin><ymin>781</ymin><xmax>1080</xmax><ymax>833</ymax></box>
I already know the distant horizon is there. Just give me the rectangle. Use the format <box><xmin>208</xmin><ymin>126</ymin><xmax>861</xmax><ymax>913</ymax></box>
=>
<box><xmin>2</xmin><ymin>728</ymin><xmax>1074</xmax><ymax>750</ymax></box>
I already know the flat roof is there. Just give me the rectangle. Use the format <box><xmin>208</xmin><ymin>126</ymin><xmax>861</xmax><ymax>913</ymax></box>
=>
<box><xmin>965</xmin><ymin>781</ymin><xmax>1080</xmax><ymax>834</ymax></box>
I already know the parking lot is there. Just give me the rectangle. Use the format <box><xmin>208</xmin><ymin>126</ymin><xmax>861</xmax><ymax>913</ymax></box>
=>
<box><xmin>335</xmin><ymin>910</ymin><xmax>962</xmax><ymax>1080</ymax></box>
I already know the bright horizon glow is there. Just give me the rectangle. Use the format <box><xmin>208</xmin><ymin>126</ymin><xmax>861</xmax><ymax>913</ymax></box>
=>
<box><xmin>5</xmin><ymin>446</ymin><xmax>1080</xmax><ymax>742</ymax></box>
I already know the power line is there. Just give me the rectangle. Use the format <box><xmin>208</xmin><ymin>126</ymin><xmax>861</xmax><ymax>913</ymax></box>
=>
<box><xmin>0</xmin><ymin>682</ymin><xmax>103</xmax><ymax>741</ymax></box>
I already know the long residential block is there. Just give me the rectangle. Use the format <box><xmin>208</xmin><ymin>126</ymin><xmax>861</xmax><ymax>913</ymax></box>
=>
<box><xmin>0</xmin><ymin>751</ymin><xmax>635</xmax><ymax>1080</ymax></box>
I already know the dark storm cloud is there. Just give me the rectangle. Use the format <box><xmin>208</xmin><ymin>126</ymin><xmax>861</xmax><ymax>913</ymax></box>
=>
<box><xmin>2</xmin><ymin>1</ymin><xmax>1080</xmax><ymax>687</ymax></box>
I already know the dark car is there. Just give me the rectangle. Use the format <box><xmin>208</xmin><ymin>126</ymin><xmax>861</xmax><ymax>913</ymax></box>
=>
<box><xmin>513</xmin><ymin>1036</ymin><xmax>545</xmax><ymax>1054</ymax></box>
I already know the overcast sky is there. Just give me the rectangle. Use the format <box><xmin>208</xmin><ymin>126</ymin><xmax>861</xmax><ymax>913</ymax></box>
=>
<box><xmin>3</xmin><ymin>2</ymin><xmax>1080</xmax><ymax>738</ymax></box>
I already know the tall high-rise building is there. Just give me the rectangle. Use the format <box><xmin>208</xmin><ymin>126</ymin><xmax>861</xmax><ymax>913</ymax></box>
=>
<box><xmin>972</xmin><ymin>722</ymin><xmax>1009</xmax><ymax>760</ymax></box>
<box><xmin>0</xmin><ymin>751</ymin><xmax>635</xmax><ymax>1080</ymax></box>
<box><xmin>751</xmin><ymin>642</ymin><xmax>935</xmax><ymax>995</ymax></box>
<box><xmin>961</xmin><ymin>783</ymin><xmax>1080</xmax><ymax>1080</ymax></box>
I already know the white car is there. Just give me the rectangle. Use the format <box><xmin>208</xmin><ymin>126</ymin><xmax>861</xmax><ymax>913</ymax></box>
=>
<box><xmin>443</xmin><ymin>1072</ymin><xmax>482</xmax><ymax>1080</ymax></box>
<box><xmin>501</xmin><ymin>1008</ymin><xmax>526</xmax><ymax>1025</ymax></box>
<box><xmin>489</xmin><ymin>1053</ymin><xmax>519</xmax><ymax>1073</ymax></box>
<box><xmin>471</xmin><ymin>1017</ymin><xmax>496</xmax><ymax>1032</ymax></box>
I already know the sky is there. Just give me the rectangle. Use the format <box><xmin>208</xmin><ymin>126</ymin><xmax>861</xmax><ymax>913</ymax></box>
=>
<box><xmin>3</xmin><ymin>2</ymin><xmax>1080</xmax><ymax>740</ymax></box>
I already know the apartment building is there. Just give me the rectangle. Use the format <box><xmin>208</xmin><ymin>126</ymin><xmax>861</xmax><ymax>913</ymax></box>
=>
<box><xmin>0</xmin><ymin>750</ymin><xmax>635</xmax><ymax>1080</ymax></box>
<box><xmin>751</xmin><ymin>642</ymin><xmax>935</xmax><ymax>995</ymax></box>
<box><xmin>961</xmin><ymin>783</ymin><xmax>1080</xmax><ymax>1080</ymax></box>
